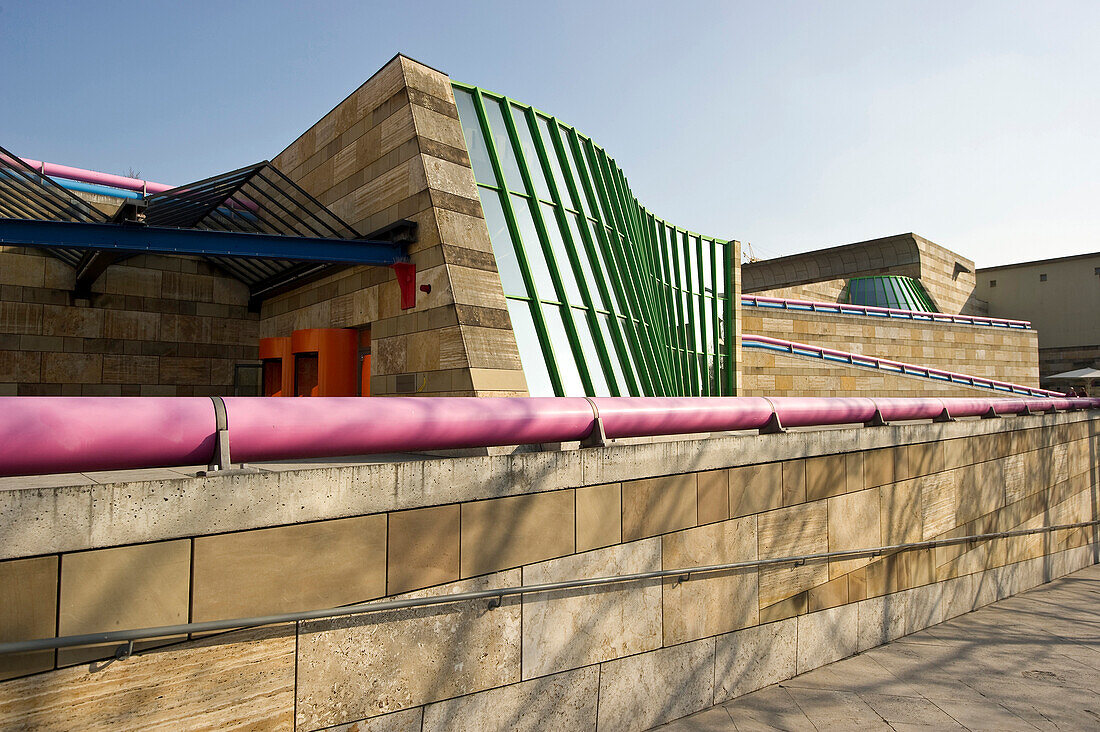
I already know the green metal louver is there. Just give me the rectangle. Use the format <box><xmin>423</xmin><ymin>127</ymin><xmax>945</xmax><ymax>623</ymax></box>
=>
<box><xmin>842</xmin><ymin>276</ymin><xmax>939</xmax><ymax>313</ymax></box>
<box><xmin>452</xmin><ymin>82</ymin><xmax>735</xmax><ymax>397</ymax></box>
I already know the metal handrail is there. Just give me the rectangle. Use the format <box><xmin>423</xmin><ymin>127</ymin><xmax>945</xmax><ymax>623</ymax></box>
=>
<box><xmin>741</xmin><ymin>334</ymin><xmax>1064</xmax><ymax>397</ymax></box>
<box><xmin>2</xmin><ymin>519</ymin><xmax>1095</xmax><ymax>657</ymax></box>
<box><xmin>741</xmin><ymin>294</ymin><xmax>1032</xmax><ymax>329</ymax></box>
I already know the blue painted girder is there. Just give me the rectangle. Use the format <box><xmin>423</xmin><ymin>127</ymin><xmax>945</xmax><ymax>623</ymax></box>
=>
<box><xmin>0</xmin><ymin>218</ymin><xmax>409</xmax><ymax>265</ymax></box>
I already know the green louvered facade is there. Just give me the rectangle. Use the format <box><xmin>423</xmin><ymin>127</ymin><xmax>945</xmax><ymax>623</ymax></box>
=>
<box><xmin>453</xmin><ymin>82</ymin><xmax>736</xmax><ymax>397</ymax></box>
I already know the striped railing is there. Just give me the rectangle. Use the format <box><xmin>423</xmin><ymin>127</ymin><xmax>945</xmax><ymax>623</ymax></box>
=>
<box><xmin>741</xmin><ymin>294</ymin><xmax>1031</xmax><ymax>329</ymax></box>
<box><xmin>742</xmin><ymin>334</ymin><xmax>1061</xmax><ymax>397</ymax></box>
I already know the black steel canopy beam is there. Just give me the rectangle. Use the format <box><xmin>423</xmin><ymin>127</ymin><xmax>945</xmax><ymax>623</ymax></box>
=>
<box><xmin>73</xmin><ymin>250</ymin><xmax>122</xmax><ymax>299</ymax></box>
<box><xmin>0</xmin><ymin>218</ymin><xmax>410</xmax><ymax>266</ymax></box>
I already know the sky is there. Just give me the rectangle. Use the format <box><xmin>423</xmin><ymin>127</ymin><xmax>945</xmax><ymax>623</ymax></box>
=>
<box><xmin>1</xmin><ymin>1</ymin><xmax>1096</xmax><ymax>267</ymax></box>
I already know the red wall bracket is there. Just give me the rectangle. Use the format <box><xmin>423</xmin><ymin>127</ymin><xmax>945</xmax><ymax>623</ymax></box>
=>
<box><xmin>392</xmin><ymin>262</ymin><xmax>416</xmax><ymax>310</ymax></box>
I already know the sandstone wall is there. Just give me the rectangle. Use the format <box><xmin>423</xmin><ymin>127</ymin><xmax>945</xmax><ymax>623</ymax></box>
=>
<box><xmin>0</xmin><ymin>413</ymin><xmax>1096</xmax><ymax>730</ymax></box>
<box><xmin>264</xmin><ymin>54</ymin><xmax>526</xmax><ymax>396</ymax></box>
<box><xmin>0</xmin><ymin>248</ymin><xmax>257</xmax><ymax>396</ymax></box>
<box><xmin>740</xmin><ymin>349</ymin><xmax>1020</xmax><ymax>398</ymax></box>
<box><xmin>741</xmin><ymin>306</ymin><xmax>1040</xmax><ymax>394</ymax></box>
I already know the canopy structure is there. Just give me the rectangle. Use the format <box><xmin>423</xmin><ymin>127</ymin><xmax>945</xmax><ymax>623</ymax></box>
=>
<box><xmin>0</xmin><ymin>144</ymin><xmax>416</xmax><ymax>309</ymax></box>
<box><xmin>1046</xmin><ymin>367</ymin><xmax>1100</xmax><ymax>381</ymax></box>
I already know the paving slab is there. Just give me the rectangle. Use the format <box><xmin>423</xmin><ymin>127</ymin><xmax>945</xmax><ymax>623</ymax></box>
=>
<box><xmin>652</xmin><ymin>563</ymin><xmax>1100</xmax><ymax>730</ymax></box>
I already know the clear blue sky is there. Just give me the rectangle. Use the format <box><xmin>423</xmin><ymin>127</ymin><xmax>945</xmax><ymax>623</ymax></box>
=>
<box><xmin>2</xmin><ymin>1</ymin><xmax>1096</xmax><ymax>266</ymax></box>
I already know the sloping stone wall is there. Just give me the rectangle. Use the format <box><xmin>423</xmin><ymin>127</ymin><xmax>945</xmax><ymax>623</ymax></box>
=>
<box><xmin>0</xmin><ymin>413</ymin><xmax>1096</xmax><ymax>730</ymax></box>
<box><xmin>264</xmin><ymin>54</ymin><xmax>526</xmax><ymax>396</ymax></box>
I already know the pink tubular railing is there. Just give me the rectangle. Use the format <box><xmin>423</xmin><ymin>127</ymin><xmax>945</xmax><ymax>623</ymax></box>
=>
<box><xmin>742</xmin><ymin>334</ymin><xmax>1063</xmax><ymax>397</ymax></box>
<box><xmin>0</xmin><ymin>395</ymin><xmax>1096</xmax><ymax>478</ymax></box>
<box><xmin>741</xmin><ymin>294</ymin><xmax>1032</xmax><ymax>329</ymax></box>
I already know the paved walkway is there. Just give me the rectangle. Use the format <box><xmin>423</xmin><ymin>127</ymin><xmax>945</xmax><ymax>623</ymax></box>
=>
<box><xmin>658</xmin><ymin>563</ymin><xmax>1100</xmax><ymax>731</ymax></box>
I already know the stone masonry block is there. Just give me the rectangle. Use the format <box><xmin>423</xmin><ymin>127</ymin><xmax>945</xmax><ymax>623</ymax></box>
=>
<box><xmin>828</xmin><ymin>487</ymin><xmax>881</xmax><ymax>579</ymax></box>
<box><xmin>622</xmin><ymin>473</ymin><xmax>698</xmax><ymax>541</ymax></box>
<box><xmin>461</xmin><ymin>490</ymin><xmax>575</xmax><ymax>577</ymax></box>
<box><xmin>191</xmin><ymin>515</ymin><xmax>386</xmax><ymax>621</ymax></box>
<box><xmin>596</xmin><ymin>638</ymin><xmax>715</xmax><ymax>732</ymax></box>
<box><xmin>295</xmin><ymin>570</ymin><xmax>521</xmax><ymax>729</ymax></box>
<box><xmin>796</xmin><ymin>603</ymin><xmax>858</xmax><ymax>674</ymax></box>
<box><xmin>422</xmin><ymin>666</ymin><xmax>598</xmax><ymax>732</ymax></box>
<box><xmin>575</xmin><ymin>482</ymin><xmax>621</xmax><ymax>552</ymax></box>
<box><xmin>713</xmin><ymin>617</ymin><xmax>798</xmax><ymax>703</ymax></box>
<box><xmin>0</xmin><ymin>556</ymin><xmax>57</xmax><ymax>681</ymax></box>
<box><xmin>730</xmin><ymin>462</ymin><xmax>783</xmax><ymax>518</ymax></box>
<box><xmin>387</xmin><ymin>505</ymin><xmax>460</xmax><ymax>595</ymax></box>
<box><xmin>521</xmin><ymin>539</ymin><xmax>661</xmax><ymax>679</ymax></box>
<box><xmin>806</xmin><ymin>454</ymin><xmax>846</xmax><ymax>501</ymax></box>
<box><xmin>697</xmin><ymin>469</ymin><xmax>730</xmax><ymax>525</ymax></box>
<box><xmin>758</xmin><ymin>502</ymin><xmax>829</xmax><ymax>608</ymax></box>
<box><xmin>662</xmin><ymin>517</ymin><xmax>759</xmax><ymax>645</ymax></box>
<box><xmin>58</xmin><ymin>540</ymin><xmax>190</xmax><ymax>666</ymax></box>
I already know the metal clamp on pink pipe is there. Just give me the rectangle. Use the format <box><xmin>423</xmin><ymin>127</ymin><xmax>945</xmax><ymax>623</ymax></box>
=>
<box><xmin>0</xmin><ymin>396</ymin><xmax>1097</xmax><ymax>478</ymax></box>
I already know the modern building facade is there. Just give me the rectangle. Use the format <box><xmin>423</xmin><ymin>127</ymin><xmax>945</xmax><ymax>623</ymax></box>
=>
<box><xmin>0</xmin><ymin>54</ymin><xmax>1062</xmax><ymax>401</ymax></box>
<box><xmin>977</xmin><ymin>252</ymin><xmax>1100</xmax><ymax>385</ymax></box>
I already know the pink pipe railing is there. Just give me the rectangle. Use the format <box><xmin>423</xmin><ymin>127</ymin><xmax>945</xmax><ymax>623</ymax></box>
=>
<box><xmin>0</xmin><ymin>395</ymin><xmax>1096</xmax><ymax>478</ymax></box>
<box><xmin>742</xmin><ymin>334</ymin><xmax>1064</xmax><ymax>397</ymax></box>
<box><xmin>742</xmin><ymin>294</ymin><xmax>1032</xmax><ymax>329</ymax></box>
<box><xmin>18</xmin><ymin>157</ymin><xmax>173</xmax><ymax>195</ymax></box>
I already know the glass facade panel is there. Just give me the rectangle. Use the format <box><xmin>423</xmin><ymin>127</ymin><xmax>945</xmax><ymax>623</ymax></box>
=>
<box><xmin>702</xmin><ymin>240</ymin><xmax>713</xmax><ymax>295</ymax></box>
<box><xmin>506</xmin><ymin>299</ymin><xmax>554</xmax><ymax>396</ymax></box>
<box><xmin>539</xmin><ymin>202</ymin><xmax>582</xmax><ymax>304</ymax></box>
<box><xmin>536</xmin><ymin>117</ymin><xmax>569</xmax><ymax>206</ymax></box>
<box><xmin>510</xmin><ymin>194</ymin><xmax>557</xmax><ymax>300</ymax></box>
<box><xmin>715</xmin><ymin>242</ymin><xmax>726</xmax><ymax>296</ymax></box>
<box><xmin>511</xmin><ymin>104</ymin><xmax>553</xmax><ymax>201</ymax></box>
<box><xmin>455</xmin><ymin>82</ymin><xmax>734</xmax><ymax>397</ymax></box>
<box><xmin>541</xmin><ymin>303</ymin><xmax>586</xmax><ymax>397</ymax></box>
<box><xmin>565</xmin><ymin>212</ymin><xmax>605</xmax><ymax>310</ymax></box>
<box><xmin>482</xmin><ymin>98</ymin><xmax>527</xmax><ymax>193</ymax></box>
<box><xmin>478</xmin><ymin>187</ymin><xmax>525</xmax><ymax>297</ymax></box>
<box><xmin>572</xmin><ymin>308</ymin><xmax>611</xmax><ymax>396</ymax></box>
<box><xmin>453</xmin><ymin>89</ymin><xmax>498</xmax><ymax>186</ymax></box>
<box><xmin>597</xmin><ymin>312</ymin><xmax>631</xmax><ymax>395</ymax></box>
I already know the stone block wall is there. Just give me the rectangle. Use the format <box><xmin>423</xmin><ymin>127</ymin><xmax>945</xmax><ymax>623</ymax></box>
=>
<box><xmin>0</xmin><ymin>412</ymin><xmax>1096</xmax><ymax>730</ymax></box>
<box><xmin>0</xmin><ymin>248</ymin><xmax>258</xmax><ymax>396</ymax></box>
<box><xmin>1040</xmin><ymin>344</ymin><xmax>1100</xmax><ymax>387</ymax></box>
<box><xmin>263</xmin><ymin>54</ymin><xmax>526</xmax><ymax>396</ymax></box>
<box><xmin>913</xmin><ymin>235</ymin><xmax>986</xmax><ymax>316</ymax></box>
<box><xmin>741</xmin><ymin>306</ymin><xmax>1040</xmax><ymax>390</ymax></box>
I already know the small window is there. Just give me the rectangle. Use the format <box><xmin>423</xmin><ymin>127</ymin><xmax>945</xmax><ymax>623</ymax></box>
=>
<box><xmin>989</xmin><ymin>280</ymin><xmax>997</xmax><ymax>287</ymax></box>
<box><xmin>1039</xmin><ymin>273</ymin><xmax>1047</xmax><ymax>282</ymax></box>
<box><xmin>1094</xmin><ymin>266</ymin><xmax>1100</xmax><ymax>276</ymax></box>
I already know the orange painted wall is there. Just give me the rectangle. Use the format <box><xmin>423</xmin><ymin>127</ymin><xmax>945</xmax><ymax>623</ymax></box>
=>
<box><xmin>258</xmin><ymin>337</ymin><xmax>293</xmax><ymax>397</ymax></box>
<box><xmin>290</xmin><ymin>328</ymin><xmax>358</xmax><ymax>397</ymax></box>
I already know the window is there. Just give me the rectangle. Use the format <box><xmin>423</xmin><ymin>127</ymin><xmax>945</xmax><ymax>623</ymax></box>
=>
<box><xmin>989</xmin><ymin>280</ymin><xmax>997</xmax><ymax>287</ymax></box>
<box><xmin>1094</xmin><ymin>267</ymin><xmax>1100</xmax><ymax>276</ymax></box>
<box><xmin>1040</xmin><ymin>273</ymin><xmax>1047</xmax><ymax>282</ymax></box>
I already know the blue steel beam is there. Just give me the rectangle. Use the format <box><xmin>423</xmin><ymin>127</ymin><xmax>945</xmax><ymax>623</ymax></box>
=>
<box><xmin>0</xmin><ymin>218</ymin><xmax>409</xmax><ymax>265</ymax></box>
